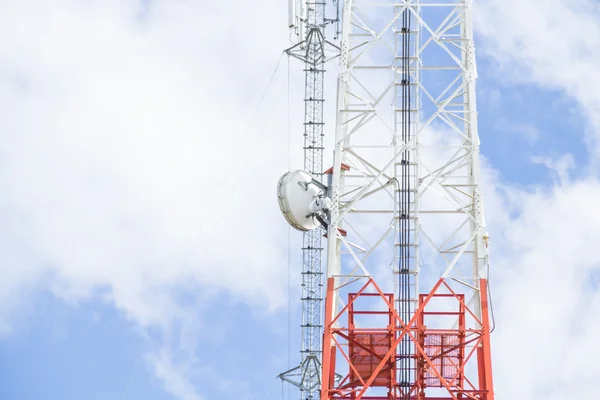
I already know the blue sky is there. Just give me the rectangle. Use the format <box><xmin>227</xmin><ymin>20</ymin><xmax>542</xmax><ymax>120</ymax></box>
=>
<box><xmin>2</xmin><ymin>1</ymin><xmax>600</xmax><ymax>400</ymax></box>
<box><xmin>0</xmin><ymin>286</ymin><xmax>293</xmax><ymax>399</ymax></box>
<box><xmin>0</xmin><ymin>294</ymin><xmax>156</xmax><ymax>400</ymax></box>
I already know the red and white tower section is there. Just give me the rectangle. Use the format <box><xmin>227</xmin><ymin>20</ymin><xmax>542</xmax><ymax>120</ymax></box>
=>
<box><xmin>278</xmin><ymin>1</ymin><xmax>495</xmax><ymax>399</ymax></box>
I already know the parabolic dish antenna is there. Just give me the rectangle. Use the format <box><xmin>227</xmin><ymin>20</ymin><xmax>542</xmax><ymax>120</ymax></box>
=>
<box><xmin>277</xmin><ymin>170</ymin><xmax>322</xmax><ymax>231</ymax></box>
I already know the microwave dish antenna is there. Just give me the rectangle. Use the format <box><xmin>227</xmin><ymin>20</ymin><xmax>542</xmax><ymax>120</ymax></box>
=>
<box><xmin>277</xmin><ymin>170</ymin><xmax>330</xmax><ymax>232</ymax></box>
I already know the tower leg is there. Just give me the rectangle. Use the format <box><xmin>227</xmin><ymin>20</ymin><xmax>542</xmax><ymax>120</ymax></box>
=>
<box><xmin>321</xmin><ymin>278</ymin><xmax>334</xmax><ymax>400</ymax></box>
<box><xmin>477</xmin><ymin>279</ymin><xmax>494</xmax><ymax>400</ymax></box>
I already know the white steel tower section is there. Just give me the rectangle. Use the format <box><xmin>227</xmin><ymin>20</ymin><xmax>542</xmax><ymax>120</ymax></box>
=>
<box><xmin>325</xmin><ymin>0</ymin><xmax>489</xmax><ymax>369</ymax></box>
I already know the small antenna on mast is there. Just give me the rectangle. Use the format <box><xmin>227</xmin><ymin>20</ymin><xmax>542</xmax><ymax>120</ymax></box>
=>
<box><xmin>288</xmin><ymin>0</ymin><xmax>295</xmax><ymax>28</ymax></box>
<box><xmin>288</xmin><ymin>0</ymin><xmax>306</xmax><ymax>40</ymax></box>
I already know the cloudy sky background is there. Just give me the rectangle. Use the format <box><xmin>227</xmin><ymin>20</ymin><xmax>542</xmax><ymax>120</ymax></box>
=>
<box><xmin>1</xmin><ymin>0</ymin><xmax>600</xmax><ymax>399</ymax></box>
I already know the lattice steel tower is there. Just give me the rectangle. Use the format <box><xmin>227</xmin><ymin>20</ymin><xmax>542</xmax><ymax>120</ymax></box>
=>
<box><xmin>278</xmin><ymin>1</ymin><xmax>339</xmax><ymax>399</ymax></box>
<box><xmin>277</xmin><ymin>0</ymin><xmax>495</xmax><ymax>399</ymax></box>
<box><xmin>320</xmin><ymin>0</ymin><xmax>495</xmax><ymax>399</ymax></box>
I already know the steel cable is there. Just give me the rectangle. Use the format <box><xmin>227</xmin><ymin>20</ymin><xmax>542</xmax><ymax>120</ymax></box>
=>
<box><xmin>196</xmin><ymin>52</ymin><xmax>287</xmax><ymax>264</ymax></box>
<box><xmin>398</xmin><ymin>7</ymin><xmax>413</xmax><ymax>398</ymax></box>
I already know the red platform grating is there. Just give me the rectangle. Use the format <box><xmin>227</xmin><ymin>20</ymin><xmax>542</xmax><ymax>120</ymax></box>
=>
<box><xmin>349</xmin><ymin>333</ymin><xmax>394</xmax><ymax>387</ymax></box>
<box><xmin>422</xmin><ymin>334</ymin><xmax>461</xmax><ymax>387</ymax></box>
<box><xmin>321</xmin><ymin>278</ymin><xmax>494</xmax><ymax>400</ymax></box>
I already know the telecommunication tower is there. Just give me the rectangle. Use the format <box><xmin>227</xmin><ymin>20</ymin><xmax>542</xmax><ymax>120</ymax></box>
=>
<box><xmin>278</xmin><ymin>0</ymin><xmax>495</xmax><ymax>399</ymax></box>
<box><xmin>277</xmin><ymin>1</ymin><xmax>339</xmax><ymax>399</ymax></box>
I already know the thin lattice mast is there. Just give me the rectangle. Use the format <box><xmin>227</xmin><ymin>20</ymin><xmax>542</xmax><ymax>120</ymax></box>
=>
<box><xmin>278</xmin><ymin>1</ymin><xmax>340</xmax><ymax>399</ymax></box>
<box><xmin>318</xmin><ymin>0</ymin><xmax>495</xmax><ymax>399</ymax></box>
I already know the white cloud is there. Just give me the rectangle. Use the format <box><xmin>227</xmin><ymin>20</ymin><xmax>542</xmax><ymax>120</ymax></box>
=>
<box><xmin>473</xmin><ymin>2</ymin><xmax>600</xmax><ymax>397</ymax></box>
<box><xmin>470</xmin><ymin>1</ymin><xmax>600</xmax><ymax>398</ymax></box>
<box><xmin>147</xmin><ymin>347</ymin><xmax>203</xmax><ymax>400</ymax></box>
<box><xmin>531</xmin><ymin>153</ymin><xmax>575</xmax><ymax>185</ymax></box>
<box><xmin>475</xmin><ymin>0</ymin><xmax>600</xmax><ymax>152</ymax></box>
<box><xmin>483</xmin><ymin>172</ymin><xmax>600</xmax><ymax>400</ymax></box>
<box><xmin>0</xmin><ymin>0</ymin><xmax>303</xmax><ymax>398</ymax></box>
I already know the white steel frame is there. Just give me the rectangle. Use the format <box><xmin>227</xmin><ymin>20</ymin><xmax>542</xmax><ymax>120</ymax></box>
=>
<box><xmin>326</xmin><ymin>0</ymin><xmax>489</xmax><ymax>339</ymax></box>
